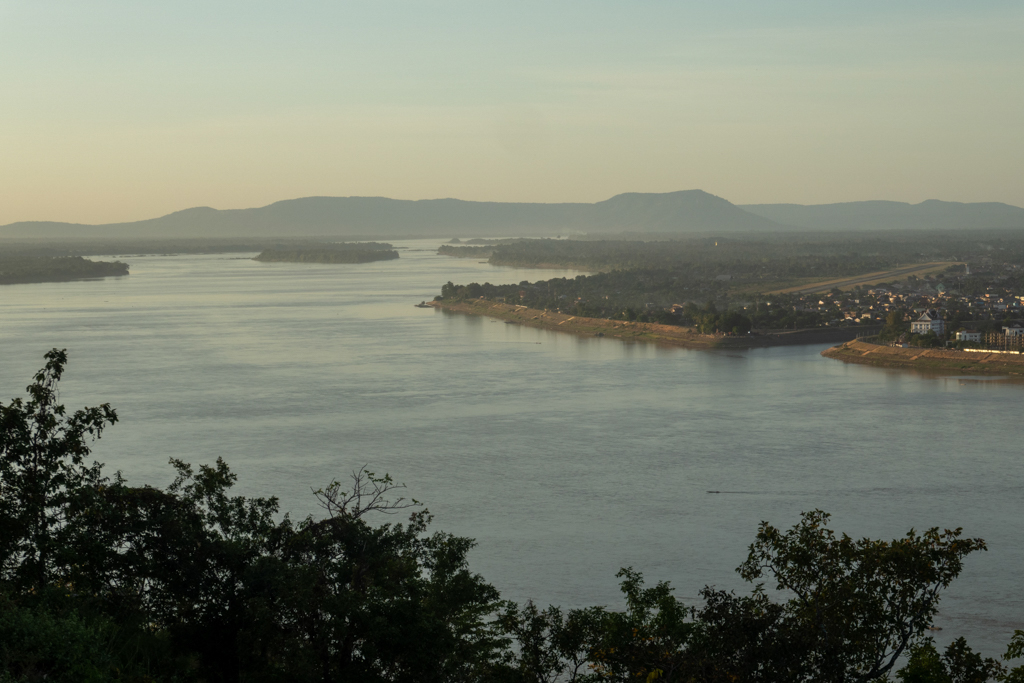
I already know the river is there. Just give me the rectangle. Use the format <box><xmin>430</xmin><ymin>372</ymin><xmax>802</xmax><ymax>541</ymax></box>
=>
<box><xmin>1</xmin><ymin>240</ymin><xmax>1021</xmax><ymax>656</ymax></box>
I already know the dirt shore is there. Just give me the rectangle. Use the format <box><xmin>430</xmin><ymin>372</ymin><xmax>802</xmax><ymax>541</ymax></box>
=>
<box><xmin>429</xmin><ymin>299</ymin><xmax>875</xmax><ymax>350</ymax></box>
<box><xmin>821</xmin><ymin>339</ymin><xmax>1024</xmax><ymax>375</ymax></box>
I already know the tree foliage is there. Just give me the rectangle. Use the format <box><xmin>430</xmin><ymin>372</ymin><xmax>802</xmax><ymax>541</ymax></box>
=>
<box><xmin>0</xmin><ymin>348</ymin><xmax>118</xmax><ymax>591</ymax></box>
<box><xmin>738</xmin><ymin>510</ymin><xmax>987</xmax><ymax>681</ymax></box>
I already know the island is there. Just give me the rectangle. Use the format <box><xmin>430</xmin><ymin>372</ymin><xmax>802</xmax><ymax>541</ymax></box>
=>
<box><xmin>253</xmin><ymin>243</ymin><xmax>399</xmax><ymax>264</ymax></box>
<box><xmin>0</xmin><ymin>255</ymin><xmax>129</xmax><ymax>285</ymax></box>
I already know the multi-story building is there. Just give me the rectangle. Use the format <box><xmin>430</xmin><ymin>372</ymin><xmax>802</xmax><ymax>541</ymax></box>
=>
<box><xmin>911</xmin><ymin>311</ymin><xmax>945</xmax><ymax>335</ymax></box>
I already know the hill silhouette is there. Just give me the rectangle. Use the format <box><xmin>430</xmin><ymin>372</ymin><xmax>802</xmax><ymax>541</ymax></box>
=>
<box><xmin>0</xmin><ymin>191</ymin><xmax>781</xmax><ymax>239</ymax></box>
<box><xmin>3</xmin><ymin>192</ymin><xmax>1023</xmax><ymax>240</ymax></box>
<box><xmin>742</xmin><ymin>199</ymin><xmax>1024</xmax><ymax>231</ymax></box>
<box><xmin>588</xmin><ymin>191</ymin><xmax>779</xmax><ymax>232</ymax></box>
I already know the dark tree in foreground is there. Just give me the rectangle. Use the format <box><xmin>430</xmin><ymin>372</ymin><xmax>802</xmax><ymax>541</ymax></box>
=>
<box><xmin>0</xmin><ymin>350</ymin><xmax>506</xmax><ymax>683</ymax></box>
<box><xmin>497</xmin><ymin>516</ymin><xmax>1017</xmax><ymax>683</ymax></box>
<box><xmin>738</xmin><ymin>511</ymin><xmax>988</xmax><ymax>682</ymax></box>
<box><xmin>0</xmin><ymin>349</ymin><xmax>117</xmax><ymax>592</ymax></box>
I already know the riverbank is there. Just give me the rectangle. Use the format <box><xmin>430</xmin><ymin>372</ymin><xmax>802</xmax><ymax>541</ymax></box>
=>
<box><xmin>821</xmin><ymin>339</ymin><xmax>1024</xmax><ymax>375</ymax></box>
<box><xmin>429</xmin><ymin>299</ymin><xmax>874</xmax><ymax>349</ymax></box>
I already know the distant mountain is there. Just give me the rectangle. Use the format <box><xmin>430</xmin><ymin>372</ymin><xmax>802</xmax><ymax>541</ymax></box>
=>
<box><xmin>5</xmin><ymin>193</ymin><xmax>1022</xmax><ymax>240</ymax></box>
<box><xmin>742</xmin><ymin>200</ymin><xmax>1024</xmax><ymax>232</ymax></box>
<box><xmin>0</xmin><ymin>190</ymin><xmax>782</xmax><ymax>239</ymax></box>
<box><xmin>588</xmin><ymin>191</ymin><xmax>781</xmax><ymax>233</ymax></box>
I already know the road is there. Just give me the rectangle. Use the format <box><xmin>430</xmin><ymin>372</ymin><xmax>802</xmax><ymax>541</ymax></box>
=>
<box><xmin>773</xmin><ymin>262</ymin><xmax>957</xmax><ymax>295</ymax></box>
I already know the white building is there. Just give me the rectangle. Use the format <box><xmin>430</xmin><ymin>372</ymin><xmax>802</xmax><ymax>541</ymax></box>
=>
<box><xmin>1003</xmin><ymin>325</ymin><xmax>1024</xmax><ymax>338</ymax></box>
<box><xmin>956</xmin><ymin>330</ymin><xmax>982</xmax><ymax>342</ymax></box>
<box><xmin>911</xmin><ymin>311</ymin><xmax>945</xmax><ymax>335</ymax></box>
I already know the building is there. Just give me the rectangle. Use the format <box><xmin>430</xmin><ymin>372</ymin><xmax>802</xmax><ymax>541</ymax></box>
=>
<box><xmin>1004</xmin><ymin>325</ymin><xmax>1024</xmax><ymax>338</ymax></box>
<box><xmin>911</xmin><ymin>311</ymin><xmax>945</xmax><ymax>335</ymax></box>
<box><xmin>956</xmin><ymin>330</ymin><xmax>982</xmax><ymax>342</ymax></box>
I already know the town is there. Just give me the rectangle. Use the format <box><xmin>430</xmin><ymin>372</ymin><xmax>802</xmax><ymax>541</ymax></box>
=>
<box><xmin>437</xmin><ymin>245</ymin><xmax>1024</xmax><ymax>351</ymax></box>
<box><xmin>756</xmin><ymin>265</ymin><xmax>1024</xmax><ymax>350</ymax></box>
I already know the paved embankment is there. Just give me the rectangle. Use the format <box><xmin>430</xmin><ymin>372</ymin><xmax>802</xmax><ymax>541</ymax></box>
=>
<box><xmin>430</xmin><ymin>299</ymin><xmax>873</xmax><ymax>349</ymax></box>
<box><xmin>822</xmin><ymin>339</ymin><xmax>1024</xmax><ymax>375</ymax></box>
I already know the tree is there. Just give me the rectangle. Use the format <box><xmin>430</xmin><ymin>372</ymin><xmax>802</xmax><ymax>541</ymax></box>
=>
<box><xmin>586</xmin><ymin>568</ymin><xmax>695</xmax><ymax>682</ymax></box>
<box><xmin>718</xmin><ymin>311</ymin><xmax>752</xmax><ymax>335</ymax></box>
<box><xmin>242</xmin><ymin>467</ymin><xmax>503</xmax><ymax>683</ymax></box>
<box><xmin>497</xmin><ymin>601</ymin><xmax>604</xmax><ymax>683</ymax></box>
<box><xmin>897</xmin><ymin>638</ymin><xmax>1004</xmax><ymax>683</ymax></box>
<box><xmin>0</xmin><ymin>348</ymin><xmax>117</xmax><ymax>592</ymax></box>
<box><xmin>2</xmin><ymin>353</ymin><xmax>511</xmax><ymax>683</ymax></box>
<box><xmin>1003</xmin><ymin>631</ymin><xmax>1024</xmax><ymax>683</ymax></box>
<box><xmin>738</xmin><ymin>510</ymin><xmax>987</xmax><ymax>682</ymax></box>
<box><xmin>563</xmin><ymin>512</ymin><xmax>989</xmax><ymax>683</ymax></box>
<box><xmin>684</xmin><ymin>586</ymin><xmax>797</xmax><ymax>683</ymax></box>
<box><xmin>882</xmin><ymin>309</ymin><xmax>909</xmax><ymax>340</ymax></box>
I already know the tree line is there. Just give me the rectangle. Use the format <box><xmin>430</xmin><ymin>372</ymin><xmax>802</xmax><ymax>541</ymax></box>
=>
<box><xmin>1</xmin><ymin>350</ymin><xmax>1021</xmax><ymax>682</ymax></box>
<box><xmin>0</xmin><ymin>256</ymin><xmax>129</xmax><ymax>286</ymax></box>
<box><xmin>254</xmin><ymin>243</ymin><xmax>398</xmax><ymax>264</ymax></box>
<box><xmin>436</xmin><ymin>274</ymin><xmax>835</xmax><ymax>333</ymax></box>
<box><xmin>443</xmin><ymin>237</ymin><xmax>919</xmax><ymax>280</ymax></box>
<box><xmin>438</xmin><ymin>232</ymin><xmax>1024</xmax><ymax>281</ymax></box>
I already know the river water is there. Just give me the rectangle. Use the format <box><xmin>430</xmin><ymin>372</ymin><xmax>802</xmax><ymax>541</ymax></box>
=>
<box><xmin>1</xmin><ymin>240</ymin><xmax>1021</xmax><ymax>656</ymax></box>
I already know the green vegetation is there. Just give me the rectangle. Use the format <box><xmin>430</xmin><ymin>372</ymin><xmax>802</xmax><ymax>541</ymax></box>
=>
<box><xmin>0</xmin><ymin>237</ymin><xmax>390</xmax><ymax>258</ymax></box>
<box><xmin>439</xmin><ymin>231</ymin><xmax>1024</xmax><ymax>284</ymax></box>
<box><xmin>443</xmin><ymin>235</ymin><xmax>913</xmax><ymax>277</ymax></box>
<box><xmin>254</xmin><ymin>243</ymin><xmax>399</xmax><ymax>264</ymax></box>
<box><xmin>0</xmin><ymin>255</ymin><xmax>128</xmax><ymax>285</ymax></box>
<box><xmin>437</xmin><ymin>245</ymin><xmax>495</xmax><ymax>258</ymax></box>
<box><xmin>438</xmin><ymin>238</ymin><xmax>525</xmax><ymax>257</ymax></box>
<box><xmin>436</xmin><ymin>231</ymin><xmax>1024</xmax><ymax>336</ymax></box>
<box><xmin>437</xmin><ymin>274</ymin><xmax>832</xmax><ymax>333</ymax></box>
<box><xmin>878</xmin><ymin>309</ymin><xmax>912</xmax><ymax>343</ymax></box>
<box><xmin>1</xmin><ymin>351</ymin><xmax>1022</xmax><ymax>682</ymax></box>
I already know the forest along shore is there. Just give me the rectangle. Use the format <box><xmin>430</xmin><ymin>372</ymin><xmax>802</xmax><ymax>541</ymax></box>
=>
<box><xmin>430</xmin><ymin>299</ymin><xmax>874</xmax><ymax>349</ymax></box>
<box><xmin>822</xmin><ymin>339</ymin><xmax>1024</xmax><ymax>375</ymax></box>
<box><xmin>0</xmin><ymin>255</ymin><xmax>128</xmax><ymax>285</ymax></box>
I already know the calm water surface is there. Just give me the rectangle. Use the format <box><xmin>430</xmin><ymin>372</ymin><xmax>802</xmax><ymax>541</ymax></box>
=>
<box><xmin>1</xmin><ymin>240</ymin><xmax>1021</xmax><ymax>656</ymax></box>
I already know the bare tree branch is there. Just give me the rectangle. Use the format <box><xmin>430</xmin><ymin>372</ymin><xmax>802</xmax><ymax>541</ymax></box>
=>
<box><xmin>311</xmin><ymin>465</ymin><xmax>420</xmax><ymax>520</ymax></box>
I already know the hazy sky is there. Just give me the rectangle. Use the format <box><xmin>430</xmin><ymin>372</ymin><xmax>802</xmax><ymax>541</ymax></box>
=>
<box><xmin>2</xmin><ymin>1</ymin><xmax>1022</xmax><ymax>224</ymax></box>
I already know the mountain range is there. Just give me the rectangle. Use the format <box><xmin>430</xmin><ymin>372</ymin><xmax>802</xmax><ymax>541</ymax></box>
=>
<box><xmin>3</xmin><ymin>191</ymin><xmax>1023</xmax><ymax>240</ymax></box>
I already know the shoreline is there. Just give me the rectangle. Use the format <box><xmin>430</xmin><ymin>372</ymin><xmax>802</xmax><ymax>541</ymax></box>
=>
<box><xmin>821</xmin><ymin>339</ymin><xmax>1024</xmax><ymax>375</ymax></box>
<box><xmin>429</xmin><ymin>299</ymin><xmax>875</xmax><ymax>350</ymax></box>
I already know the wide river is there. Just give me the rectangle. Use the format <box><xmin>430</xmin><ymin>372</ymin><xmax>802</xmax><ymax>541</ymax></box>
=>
<box><xmin>1</xmin><ymin>240</ymin><xmax>1021</xmax><ymax>656</ymax></box>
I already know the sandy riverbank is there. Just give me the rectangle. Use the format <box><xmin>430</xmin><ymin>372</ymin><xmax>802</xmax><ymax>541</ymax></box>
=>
<box><xmin>821</xmin><ymin>339</ymin><xmax>1024</xmax><ymax>375</ymax></box>
<box><xmin>430</xmin><ymin>299</ymin><xmax>874</xmax><ymax>350</ymax></box>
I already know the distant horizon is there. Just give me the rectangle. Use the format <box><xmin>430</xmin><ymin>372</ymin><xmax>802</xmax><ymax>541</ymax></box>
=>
<box><xmin>6</xmin><ymin>188</ymin><xmax>1024</xmax><ymax>241</ymax></box>
<box><xmin>6</xmin><ymin>189</ymin><xmax>1024</xmax><ymax>228</ymax></box>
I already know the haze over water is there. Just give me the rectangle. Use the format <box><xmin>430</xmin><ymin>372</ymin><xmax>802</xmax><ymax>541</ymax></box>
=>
<box><xmin>1</xmin><ymin>241</ymin><xmax>1021</xmax><ymax>655</ymax></box>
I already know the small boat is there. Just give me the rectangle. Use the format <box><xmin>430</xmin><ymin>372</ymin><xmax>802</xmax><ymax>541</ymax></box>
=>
<box><xmin>414</xmin><ymin>301</ymin><xmax>432</xmax><ymax>308</ymax></box>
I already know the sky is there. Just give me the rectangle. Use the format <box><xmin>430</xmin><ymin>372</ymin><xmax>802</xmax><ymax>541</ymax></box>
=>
<box><xmin>1</xmin><ymin>1</ymin><xmax>1022</xmax><ymax>225</ymax></box>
